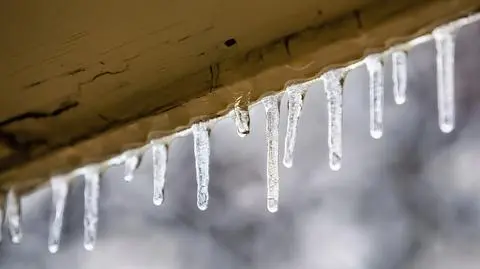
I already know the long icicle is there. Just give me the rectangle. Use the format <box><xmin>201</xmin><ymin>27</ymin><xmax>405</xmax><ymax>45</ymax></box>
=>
<box><xmin>365</xmin><ymin>54</ymin><xmax>384</xmax><ymax>139</ymax></box>
<box><xmin>433</xmin><ymin>27</ymin><xmax>456</xmax><ymax>133</ymax></box>
<box><xmin>392</xmin><ymin>50</ymin><xmax>408</xmax><ymax>105</ymax></box>
<box><xmin>152</xmin><ymin>141</ymin><xmax>168</xmax><ymax>206</ymax></box>
<box><xmin>84</xmin><ymin>169</ymin><xmax>100</xmax><ymax>251</ymax></box>
<box><xmin>283</xmin><ymin>86</ymin><xmax>306</xmax><ymax>168</ymax></box>
<box><xmin>48</xmin><ymin>176</ymin><xmax>69</xmax><ymax>253</ymax></box>
<box><xmin>124</xmin><ymin>153</ymin><xmax>140</xmax><ymax>182</ymax></box>
<box><xmin>192</xmin><ymin>122</ymin><xmax>210</xmax><ymax>211</ymax></box>
<box><xmin>233</xmin><ymin>104</ymin><xmax>251</xmax><ymax>137</ymax></box>
<box><xmin>322</xmin><ymin>69</ymin><xmax>345</xmax><ymax>171</ymax></box>
<box><xmin>262</xmin><ymin>95</ymin><xmax>281</xmax><ymax>213</ymax></box>
<box><xmin>6</xmin><ymin>189</ymin><xmax>22</xmax><ymax>244</ymax></box>
<box><xmin>0</xmin><ymin>200</ymin><xmax>3</xmax><ymax>243</ymax></box>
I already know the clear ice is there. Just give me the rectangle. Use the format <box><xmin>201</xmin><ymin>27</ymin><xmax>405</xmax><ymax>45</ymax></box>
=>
<box><xmin>84</xmin><ymin>170</ymin><xmax>100</xmax><ymax>251</ymax></box>
<box><xmin>392</xmin><ymin>50</ymin><xmax>408</xmax><ymax>105</ymax></box>
<box><xmin>124</xmin><ymin>154</ymin><xmax>140</xmax><ymax>182</ymax></box>
<box><xmin>433</xmin><ymin>28</ymin><xmax>456</xmax><ymax>133</ymax></box>
<box><xmin>322</xmin><ymin>69</ymin><xmax>344</xmax><ymax>171</ymax></box>
<box><xmin>283</xmin><ymin>86</ymin><xmax>305</xmax><ymax>168</ymax></box>
<box><xmin>48</xmin><ymin>177</ymin><xmax>69</xmax><ymax>253</ymax></box>
<box><xmin>6</xmin><ymin>189</ymin><xmax>22</xmax><ymax>244</ymax></box>
<box><xmin>262</xmin><ymin>95</ymin><xmax>281</xmax><ymax>213</ymax></box>
<box><xmin>233</xmin><ymin>104</ymin><xmax>250</xmax><ymax>137</ymax></box>
<box><xmin>152</xmin><ymin>141</ymin><xmax>168</xmax><ymax>206</ymax></box>
<box><xmin>365</xmin><ymin>54</ymin><xmax>385</xmax><ymax>139</ymax></box>
<box><xmin>192</xmin><ymin>122</ymin><xmax>210</xmax><ymax>211</ymax></box>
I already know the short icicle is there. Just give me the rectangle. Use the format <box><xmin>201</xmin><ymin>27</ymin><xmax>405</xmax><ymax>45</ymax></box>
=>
<box><xmin>283</xmin><ymin>86</ymin><xmax>306</xmax><ymax>168</ymax></box>
<box><xmin>48</xmin><ymin>176</ymin><xmax>69</xmax><ymax>253</ymax></box>
<box><xmin>433</xmin><ymin>27</ymin><xmax>456</xmax><ymax>133</ymax></box>
<box><xmin>192</xmin><ymin>122</ymin><xmax>210</xmax><ymax>211</ymax></box>
<box><xmin>365</xmin><ymin>54</ymin><xmax>385</xmax><ymax>139</ymax></box>
<box><xmin>84</xmin><ymin>169</ymin><xmax>100</xmax><ymax>251</ymax></box>
<box><xmin>124</xmin><ymin>153</ymin><xmax>140</xmax><ymax>182</ymax></box>
<box><xmin>6</xmin><ymin>189</ymin><xmax>22</xmax><ymax>244</ymax></box>
<box><xmin>262</xmin><ymin>95</ymin><xmax>281</xmax><ymax>213</ymax></box>
<box><xmin>152</xmin><ymin>141</ymin><xmax>168</xmax><ymax>206</ymax></box>
<box><xmin>233</xmin><ymin>103</ymin><xmax>251</xmax><ymax>137</ymax></box>
<box><xmin>392</xmin><ymin>50</ymin><xmax>408</xmax><ymax>105</ymax></box>
<box><xmin>322</xmin><ymin>69</ymin><xmax>345</xmax><ymax>171</ymax></box>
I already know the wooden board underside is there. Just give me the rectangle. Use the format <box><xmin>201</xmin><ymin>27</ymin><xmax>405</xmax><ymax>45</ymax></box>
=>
<box><xmin>0</xmin><ymin>0</ymin><xmax>479</xmax><ymax>195</ymax></box>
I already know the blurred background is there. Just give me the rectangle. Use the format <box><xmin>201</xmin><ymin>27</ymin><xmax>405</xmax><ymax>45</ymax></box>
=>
<box><xmin>1</xmin><ymin>21</ymin><xmax>480</xmax><ymax>269</ymax></box>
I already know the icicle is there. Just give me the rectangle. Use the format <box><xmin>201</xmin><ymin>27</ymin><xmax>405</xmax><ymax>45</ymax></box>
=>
<box><xmin>322</xmin><ymin>69</ymin><xmax>344</xmax><ymax>171</ymax></box>
<box><xmin>392</xmin><ymin>50</ymin><xmax>408</xmax><ymax>105</ymax></box>
<box><xmin>124</xmin><ymin>153</ymin><xmax>140</xmax><ymax>182</ymax></box>
<box><xmin>0</xmin><ymin>205</ymin><xmax>3</xmax><ymax>243</ymax></box>
<box><xmin>84</xmin><ymin>170</ymin><xmax>100</xmax><ymax>251</ymax></box>
<box><xmin>192</xmin><ymin>122</ymin><xmax>210</xmax><ymax>211</ymax></box>
<box><xmin>152</xmin><ymin>141</ymin><xmax>168</xmax><ymax>206</ymax></box>
<box><xmin>233</xmin><ymin>104</ymin><xmax>250</xmax><ymax>137</ymax></box>
<box><xmin>433</xmin><ymin>27</ymin><xmax>456</xmax><ymax>133</ymax></box>
<box><xmin>365</xmin><ymin>54</ymin><xmax>384</xmax><ymax>139</ymax></box>
<box><xmin>48</xmin><ymin>177</ymin><xmax>69</xmax><ymax>253</ymax></box>
<box><xmin>283</xmin><ymin>86</ymin><xmax>305</xmax><ymax>168</ymax></box>
<box><xmin>6</xmin><ymin>189</ymin><xmax>22</xmax><ymax>244</ymax></box>
<box><xmin>262</xmin><ymin>95</ymin><xmax>280</xmax><ymax>213</ymax></box>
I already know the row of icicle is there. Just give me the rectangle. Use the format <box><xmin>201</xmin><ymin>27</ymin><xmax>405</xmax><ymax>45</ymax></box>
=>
<box><xmin>0</xmin><ymin>12</ymin><xmax>478</xmax><ymax>253</ymax></box>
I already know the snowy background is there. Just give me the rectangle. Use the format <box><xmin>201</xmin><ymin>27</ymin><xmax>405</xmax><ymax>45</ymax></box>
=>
<box><xmin>1</xmin><ymin>21</ymin><xmax>480</xmax><ymax>269</ymax></box>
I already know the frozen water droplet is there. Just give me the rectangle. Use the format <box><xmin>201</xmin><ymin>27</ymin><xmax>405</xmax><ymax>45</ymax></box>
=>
<box><xmin>192</xmin><ymin>122</ymin><xmax>210</xmax><ymax>211</ymax></box>
<box><xmin>233</xmin><ymin>104</ymin><xmax>250</xmax><ymax>137</ymax></box>
<box><xmin>322</xmin><ymin>69</ymin><xmax>344</xmax><ymax>171</ymax></box>
<box><xmin>365</xmin><ymin>54</ymin><xmax>384</xmax><ymax>139</ymax></box>
<box><xmin>48</xmin><ymin>176</ymin><xmax>69</xmax><ymax>253</ymax></box>
<box><xmin>392</xmin><ymin>50</ymin><xmax>408</xmax><ymax>105</ymax></box>
<box><xmin>152</xmin><ymin>141</ymin><xmax>168</xmax><ymax>206</ymax></box>
<box><xmin>6</xmin><ymin>189</ymin><xmax>22</xmax><ymax>244</ymax></box>
<box><xmin>433</xmin><ymin>27</ymin><xmax>456</xmax><ymax>133</ymax></box>
<box><xmin>283</xmin><ymin>86</ymin><xmax>305</xmax><ymax>168</ymax></box>
<box><xmin>84</xmin><ymin>170</ymin><xmax>100</xmax><ymax>251</ymax></box>
<box><xmin>124</xmin><ymin>154</ymin><xmax>140</xmax><ymax>182</ymax></box>
<box><xmin>262</xmin><ymin>95</ymin><xmax>281</xmax><ymax>213</ymax></box>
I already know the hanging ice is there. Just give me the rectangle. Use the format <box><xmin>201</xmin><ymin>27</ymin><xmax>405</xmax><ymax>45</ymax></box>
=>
<box><xmin>6</xmin><ymin>189</ymin><xmax>22</xmax><ymax>244</ymax></box>
<box><xmin>0</xmin><ymin>206</ymin><xmax>3</xmax><ymax>243</ymax></box>
<box><xmin>433</xmin><ymin>27</ymin><xmax>456</xmax><ymax>133</ymax></box>
<box><xmin>233</xmin><ymin>104</ymin><xmax>250</xmax><ymax>137</ymax></box>
<box><xmin>152</xmin><ymin>141</ymin><xmax>168</xmax><ymax>206</ymax></box>
<box><xmin>192</xmin><ymin>122</ymin><xmax>210</xmax><ymax>211</ymax></box>
<box><xmin>262</xmin><ymin>95</ymin><xmax>280</xmax><ymax>213</ymax></box>
<box><xmin>322</xmin><ymin>69</ymin><xmax>344</xmax><ymax>171</ymax></box>
<box><xmin>84</xmin><ymin>170</ymin><xmax>100</xmax><ymax>251</ymax></box>
<box><xmin>48</xmin><ymin>177</ymin><xmax>69</xmax><ymax>253</ymax></box>
<box><xmin>124</xmin><ymin>153</ymin><xmax>140</xmax><ymax>182</ymax></box>
<box><xmin>283</xmin><ymin>86</ymin><xmax>305</xmax><ymax>168</ymax></box>
<box><xmin>392</xmin><ymin>50</ymin><xmax>408</xmax><ymax>105</ymax></box>
<box><xmin>365</xmin><ymin>54</ymin><xmax>384</xmax><ymax>139</ymax></box>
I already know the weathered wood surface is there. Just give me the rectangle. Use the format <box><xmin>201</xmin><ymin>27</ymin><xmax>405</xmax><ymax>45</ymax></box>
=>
<box><xmin>0</xmin><ymin>0</ymin><xmax>479</xmax><ymax>194</ymax></box>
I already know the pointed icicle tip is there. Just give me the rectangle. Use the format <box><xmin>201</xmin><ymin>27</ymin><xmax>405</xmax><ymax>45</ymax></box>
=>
<box><xmin>283</xmin><ymin>86</ymin><xmax>306</xmax><ymax>169</ymax></box>
<box><xmin>192</xmin><ymin>122</ymin><xmax>211</xmax><ymax>211</ymax></box>
<box><xmin>322</xmin><ymin>69</ymin><xmax>345</xmax><ymax>171</ymax></box>
<box><xmin>433</xmin><ymin>26</ymin><xmax>456</xmax><ymax>134</ymax></box>
<box><xmin>233</xmin><ymin>103</ymin><xmax>251</xmax><ymax>138</ymax></box>
<box><xmin>83</xmin><ymin>169</ymin><xmax>100</xmax><ymax>251</ymax></box>
<box><xmin>365</xmin><ymin>54</ymin><xmax>384</xmax><ymax>139</ymax></box>
<box><xmin>48</xmin><ymin>176</ymin><xmax>69</xmax><ymax>254</ymax></box>
<box><xmin>262</xmin><ymin>95</ymin><xmax>281</xmax><ymax>213</ymax></box>
<box><xmin>152</xmin><ymin>141</ymin><xmax>168</xmax><ymax>206</ymax></box>
<box><xmin>6</xmin><ymin>189</ymin><xmax>22</xmax><ymax>244</ymax></box>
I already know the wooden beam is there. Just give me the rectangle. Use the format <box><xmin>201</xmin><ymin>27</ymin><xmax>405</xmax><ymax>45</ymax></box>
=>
<box><xmin>1</xmin><ymin>0</ymin><xmax>479</xmax><ymax>195</ymax></box>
